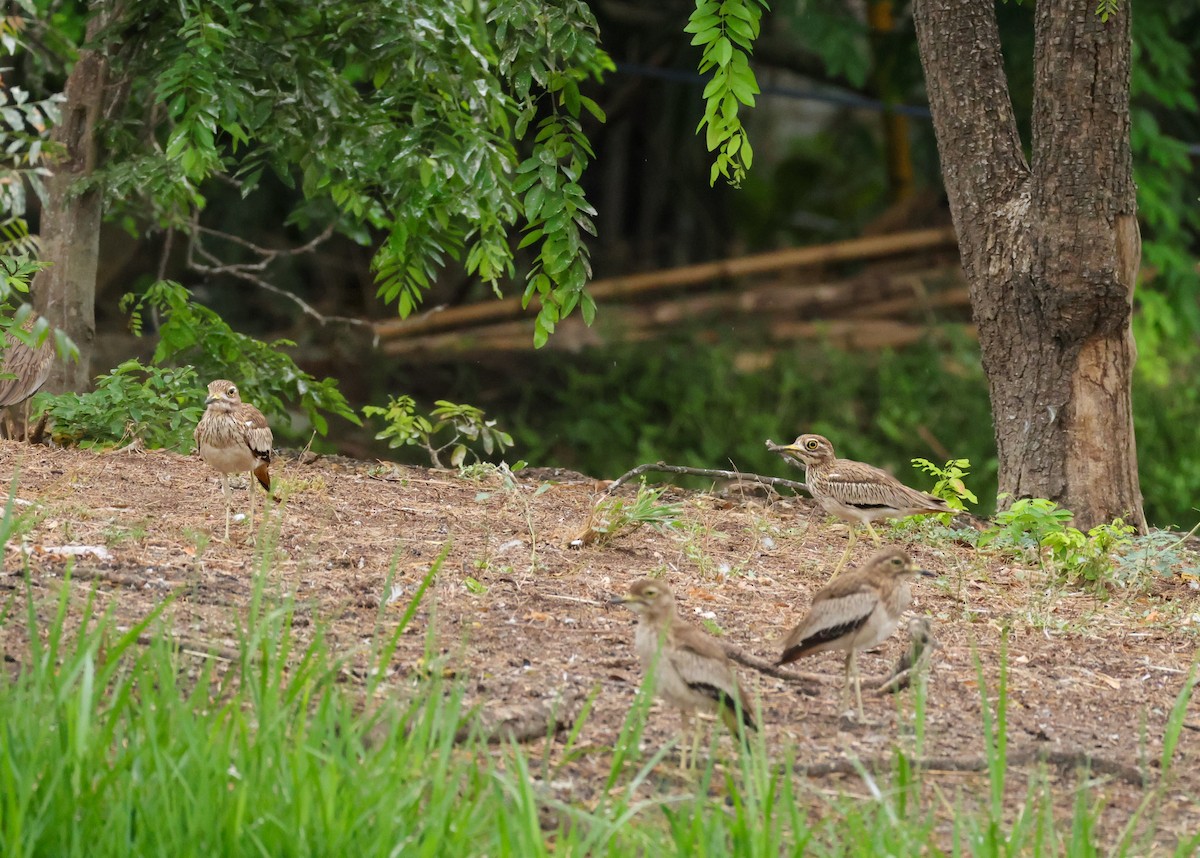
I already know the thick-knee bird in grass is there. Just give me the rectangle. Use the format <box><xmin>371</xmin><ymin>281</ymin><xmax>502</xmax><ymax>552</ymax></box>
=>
<box><xmin>613</xmin><ymin>578</ymin><xmax>755</xmax><ymax>768</ymax></box>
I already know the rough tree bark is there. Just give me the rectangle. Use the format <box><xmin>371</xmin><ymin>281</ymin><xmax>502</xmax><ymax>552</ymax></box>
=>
<box><xmin>912</xmin><ymin>0</ymin><xmax>1146</xmax><ymax>531</ymax></box>
<box><xmin>32</xmin><ymin>10</ymin><xmax>114</xmax><ymax>394</ymax></box>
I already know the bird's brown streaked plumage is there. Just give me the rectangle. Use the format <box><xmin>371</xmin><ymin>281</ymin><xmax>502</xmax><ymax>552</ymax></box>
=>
<box><xmin>0</xmin><ymin>312</ymin><xmax>54</xmax><ymax>439</ymax></box>
<box><xmin>194</xmin><ymin>379</ymin><xmax>275</xmax><ymax>540</ymax></box>
<box><xmin>777</xmin><ymin>548</ymin><xmax>934</xmax><ymax>719</ymax></box>
<box><xmin>766</xmin><ymin>433</ymin><xmax>953</xmax><ymax>576</ymax></box>
<box><xmin>613</xmin><ymin>578</ymin><xmax>755</xmax><ymax>766</ymax></box>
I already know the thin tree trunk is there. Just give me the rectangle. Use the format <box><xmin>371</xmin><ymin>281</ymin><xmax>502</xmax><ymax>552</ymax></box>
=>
<box><xmin>32</xmin><ymin>10</ymin><xmax>113</xmax><ymax>394</ymax></box>
<box><xmin>912</xmin><ymin>0</ymin><xmax>1145</xmax><ymax>530</ymax></box>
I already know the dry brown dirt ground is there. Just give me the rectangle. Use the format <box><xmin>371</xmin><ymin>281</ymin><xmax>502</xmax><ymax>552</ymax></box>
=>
<box><xmin>3</xmin><ymin>440</ymin><xmax>1200</xmax><ymax>850</ymax></box>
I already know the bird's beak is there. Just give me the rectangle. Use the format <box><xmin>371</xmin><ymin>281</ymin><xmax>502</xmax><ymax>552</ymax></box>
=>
<box><xmin>765</xmin><ymin>439</ymin><xmax>801</xmax><ymax>454</ymax></box>
<box><xmin>917</xmin><ymin>568</ymin><xmax>936</xmax><ymax>578</ymax></box>
<box><xmin>610</xmin><ymin>594</ymin><xmax>641</xmax><ymax>606</ymax></box>
<box><xmin>205</xmin><ymin>394</ymin><xmax>220</xmax><ymax>406</ymax></box>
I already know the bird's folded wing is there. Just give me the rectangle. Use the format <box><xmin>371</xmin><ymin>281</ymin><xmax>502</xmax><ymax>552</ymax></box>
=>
<box><xmin>237</xmin><ymin>405</ymin><xmax>274</xmax><ymax>459</ymax></box>
<box><xmin>782</xmin><ymin>590</ymin><xmax>877</xmax><ymax>652</ymax></box>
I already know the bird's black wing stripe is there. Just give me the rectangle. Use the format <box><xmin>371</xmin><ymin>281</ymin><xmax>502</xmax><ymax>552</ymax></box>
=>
<box><xmin>779</xmin><ymin>615</ymin><xmax>870</xmax><ymax>665</ymax></box>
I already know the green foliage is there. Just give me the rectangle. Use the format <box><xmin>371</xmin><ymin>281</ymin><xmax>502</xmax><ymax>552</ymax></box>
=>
<box><xmin>515</xmin><ymin>111</ymin><xmax>600</xmax><ymax>348</ymax></box>
<box><xmin>0</xmin><ymin>30</ymin><xmax>61</xmax><ymax>226</ymax></box>
<box><xmin>363</xmin><ymin>395</ymin><xmax>514</xmax><ymax>469</ymax></box>
<box><xmin>911</xmin><ymin>457</ymin><xmax>978</xmax><ymax>512</ymax></box>
<box><xmin>982</xmin><ymin>497</ymin><xmax>1138</xmax><ymax>588</ymax></box>
<box><xmin>60</xmin><ymin>0</ymin><xmax>612</xmax><ymax>342</ymax></box>
<box><xmin>1115</xmin><ymin>528</ymin><xmax>1200</xmax><ymax>582</ymax></box>
<box><xmin>0</xmin><ymin>252</ymin><xmax>77</xmax><ymax>369</ymax></box>
<box><xmin>1131</xmin><ymin>6</ymin><xmax>1200</xmax><ymax>360</ymax></box>
<box><xmin>781</xmin><ymin>0</ymin><xmax>871</xmax><ymax>88</ymax></box>
<box><xmin>121</xmin><ymin>280</ymin><xmax>359</xmax><ymax>437</ymax></box>
<box><xmin>685</xmin><ymin>0</ymin><xmax>768</xmax><ymax>186</ymax></box>
<box><xmin>34</xmin><ymin>360</ymin><xmax>204</xmax><ymax>450</ymax></box>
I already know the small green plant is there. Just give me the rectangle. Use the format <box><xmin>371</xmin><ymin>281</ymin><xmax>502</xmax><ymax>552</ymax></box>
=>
<box><xmin>1116</xmin><ymin>526</ymin><xmax>1200</xmax><ymax>581</ymax></box>
<box><xmin>573</xmin><ymin>480</ymin><xmax>684</xmax><ymax>546</ymax></box>
<box><xmin>363</xmin><ymin>394</ymin><xmax>515</xmax><ymax>468</ymax></box>
<box><xmin>984</xmin><ymin>497</ymin><xmax>1074</xmax><ymax>553</ymax></box>
<box><xmin>121</xmin><ymin>280</ymin><xmax>360</xmax><ymax>435</ymax></box>
<box><xmin>35</xmin><ymin>361</ymin><xmax>205</xmax><ymax>450</ymax></box>
<box><xmin>911</xmin><ymin>457</ymin><xmax>978</xmax><ymax>512</ymax></box>
<box><xmin>982</xmin><ymin>497</ymin><xmax>1137</xmax><ymax>587</ymax></box>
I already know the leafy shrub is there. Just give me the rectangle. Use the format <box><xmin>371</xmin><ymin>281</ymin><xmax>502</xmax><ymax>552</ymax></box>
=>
<box><xmin>36</xmin><ymin>361</ymin><xmax>203</xmax><ymax>450</ymax></box>
<box><xmin>571</xmin><ymin>480</ymin><xmax>684</xmax><ymax>547</ymax></box>
<box><xmin>121</xmin><ymin>280</ymin><xmax>360</xmax><ymax>436</ymax></box>
<box><xmin>980</xmin><ymin>497</ymin><xmax>1138</xmax><ymax>588</ymax></box>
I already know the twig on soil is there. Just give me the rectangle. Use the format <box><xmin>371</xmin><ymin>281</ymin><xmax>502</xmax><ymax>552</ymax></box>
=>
<box><xmin>455</xmin><ymin>690</ymin><xmax>582</xmax><ymax>745</ymax></box>
<box><xmin>795</xmin><ymin>746</ymin><xmax>1149</xmax><ymax>787</ymax></box>
<box><xmin>723</xmin><ymin>645</ymin><xmax>822</xmax><ymax>690</ymax></box>
<box><xmin>136</xmin><ymin>633</ymin><xmax>240</xmax><ymax>663</ymax></box>
<box><xmin>602</xmin><ymin>462</ymin><xmax>808</xmax><ymax>497</ymax></box>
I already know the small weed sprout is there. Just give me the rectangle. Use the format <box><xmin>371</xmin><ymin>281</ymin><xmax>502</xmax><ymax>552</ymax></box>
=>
<box><xmin>570</xmin><ymin>480</ymin><xmax>684</xmax><ymax>547</ymax></box>
<box><xmin>364</xmin><ymin>395</ymin><xmax>514</xmax><ymax>468</ymax></box>
<box><xmin>911</xmin><ymin>457</ymin><xmax>978</xmax><ymax>519</ymax></box>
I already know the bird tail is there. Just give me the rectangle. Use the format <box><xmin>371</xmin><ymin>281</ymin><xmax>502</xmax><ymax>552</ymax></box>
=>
<box><xmin>252</xmin><ymin>463</ymin><xmax>280</xmax><ymax>503</ymax></box>
<box><xmin>719</xmin><ymin>692</ymin><xmax>757</xmax><ymax>734</ymax></box>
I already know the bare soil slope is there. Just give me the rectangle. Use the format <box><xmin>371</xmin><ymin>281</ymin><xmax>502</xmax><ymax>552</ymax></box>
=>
<box><xmin>3</xmin><ymin>441</ymin><xmax>1199</xmax><ymax>849</ymax></box>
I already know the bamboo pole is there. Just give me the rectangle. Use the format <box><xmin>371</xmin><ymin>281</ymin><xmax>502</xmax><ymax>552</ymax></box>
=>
<box><xmin>374</xmin><ymin>227</ymin><xmax>959</xmax><ymax>341</ymax></box>
<box><xmin>379</xmin><ymin>265</ymin><xmax>970</xmax><ymax>358</ymax></box>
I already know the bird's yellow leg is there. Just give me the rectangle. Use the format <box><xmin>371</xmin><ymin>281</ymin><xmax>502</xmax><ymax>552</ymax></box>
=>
<box><xmin>221</xmin><ymin>475</ymin><xmax>232</xmax><ymax>542</ymax></box>
<box><xmin>830</xmin><ymin>526</ymin><xmax>858</xmax><ymax>579</ymax></box>
<box><xmin>678</xmin><ymin>710</ymin><xmax>694</xmax><ymax>772</ymax></box>
<box><xmin>864</xmin><ymin>520</ymin><xmax>882</xmax><ymax>545</ymax></box>
<box><xmin>850</xmin><ymin>649</ymin><xmax>865</xmax><ymax>721</ymax></box>
<box><xmin>248</xmin><ymin>470</ymin><xmax>256</xmax><ymax>533</ymax></box>
<box><xmin>840</xmin><ymin>651</ymin><xmax>854</xmax><ymax>714</ymax></box>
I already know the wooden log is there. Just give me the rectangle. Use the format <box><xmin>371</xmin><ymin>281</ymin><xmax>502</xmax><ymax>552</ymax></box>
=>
<box><xmin>380</xmin><ymin>265</ymin><xmax>971</xmax><ymax>358</ymax></box>
<box><xmin>373</xmin><ymin>227</ymin><xmax>959</xmax><ymax>341</ymax></box>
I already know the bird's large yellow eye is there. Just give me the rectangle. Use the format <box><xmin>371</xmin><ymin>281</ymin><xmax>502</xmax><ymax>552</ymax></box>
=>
<box><xmin>227</xmin><ymin>385</ymin><xmax>237</xmax><ymax>396</ymax></box>
<box><xmin>891</xmin><ymin>556</ymin><xmax>904</xmax><ymax>568</ymax></box>
<box><xmin>805</xmin><ymin>438</ymin><xmax>819</xmax><ymax>450</ymax></box>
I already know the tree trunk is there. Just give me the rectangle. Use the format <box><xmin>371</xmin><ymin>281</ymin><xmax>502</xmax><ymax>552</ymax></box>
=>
<box><xmin>912</xmin><ymin>0</ymin><xmax>1146</xmax><ymax>531</ymax></box>
<box><xmin>32</xmin><ymin>10</ymin><xmax>113</xmax><ymax>394</ymax></box>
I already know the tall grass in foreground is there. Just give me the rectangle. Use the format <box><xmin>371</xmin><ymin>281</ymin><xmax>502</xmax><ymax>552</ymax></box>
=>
<box><xmin>0</xmin><ymin>504</ymin><xmax>1197</xmax><ymax>855</ymax></box>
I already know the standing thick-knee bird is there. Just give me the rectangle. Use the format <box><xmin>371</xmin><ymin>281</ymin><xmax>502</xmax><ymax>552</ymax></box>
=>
<box><xmin>0</xmin><ymin>313</ymin><xmax>54</xmax><ymax>439</ymax></box>
<box><xmin>777</xmin><ymin>548</ymin><xmax>934</xmax><ymax>720</ymax></box>
<box><xmin>612</xmin><ymin>579</ymin><xmax>755</xmax><ymax>768</ymax></box>
<box><xmin>194</xmin><ymin>379</ymin><xmax>274</xmax><ymax>540</ymax></box>
<box><xmin>766</xmin><ymin>433</ymin><xmax>953</xmax><ymax>576</ymax></box>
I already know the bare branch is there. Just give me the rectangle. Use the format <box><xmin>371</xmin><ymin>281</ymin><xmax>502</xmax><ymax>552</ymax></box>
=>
<box><xmin>185</xmin><ymin>217</ymin><xmax>378</xmax><ymax>343</ymax></box>
<box><xmin>602</xmin><ymin>461</ymin><xmax>808</xmax><ymax>497</ymax></box>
